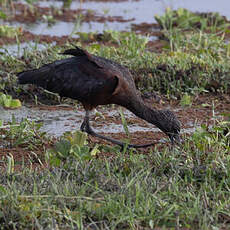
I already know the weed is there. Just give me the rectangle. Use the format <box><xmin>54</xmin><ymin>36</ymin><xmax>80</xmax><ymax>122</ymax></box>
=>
<box><xmin>0</xmin><ymin>116</ymin><xmax>47</xmax><ymax>149</ymax></box>
<box><xmin>46</xmin><ymin>131</ymin><xmax>100</xmax><ymax>167</ymax></box>
<box><xmin>0</xmin><ymin>30</ymin><xmax>229</xmax><ymax>101</ymax></box>
<box><xmin>0</xmin><ymin>10</ymin><xmax>6</xmax><ymax>19</ymax></box>
<box><xmin>119</xmin><ymin>108</ymin><xmax>130</xmax><ymax>138</ymax></box>
<box><xmin>155</xmin><ymin>8</ymin><xmax>229</xmax><ymax>32</ymax></box>
<box><xmin>70</xmin><ymin>14</ymin><xmax>84</xmax><ymax>37</ymax></box>
<box><xmin>0</xmin><ymin>92</ymin><xmax>21</xmax><ymax>108</ymax></box>
<box><xmin>42</xmin><ymin>15</ymin><xmax>56</xmax><ymax>26</ymax></box>
<box><xmin>180</xmin><ymin>93</ymin><xmax>192</xmax><ymax>107</ymax></box>
<box><xmin>62</xmin><ymin>0</ymin><xmax>73</xmax><ymax>9</ymax></box>
<box><xmin>0</xmin><ymin>118</ymin><xmax>229</xmax><ymax>229</ymax></box>
<box><xmin>0</xmin><ymin>25</ymin><xmax>22</xmax><ymax>38</ymax></box>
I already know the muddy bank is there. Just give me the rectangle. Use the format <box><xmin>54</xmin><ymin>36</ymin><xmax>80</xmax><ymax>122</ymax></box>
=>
<box><xmin>1</xmin><ymin>94</ymin><xmax>229</xmax><ymax>171</ymax></box>
<box><xmin>5</xmin><ymin>2</ymin><xmax>134</xmax><ymax>24</ymax></box>
<box><xmin>1</xmin><ymin>94</ymin><xmax>229</xmax><ymax>139</ymax></box>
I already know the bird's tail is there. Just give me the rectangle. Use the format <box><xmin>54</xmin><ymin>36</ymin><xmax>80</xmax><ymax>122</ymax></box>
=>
<box><xmin>17</xmin><ymin>65</ymin><xmax>50</xmax><ymax>88</ymax></box>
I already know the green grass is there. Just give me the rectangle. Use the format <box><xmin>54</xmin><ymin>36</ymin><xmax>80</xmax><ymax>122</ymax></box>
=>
<box><xmin>0</xmin><ymin>25</ymin><xmax>22</xmax><ymax>38</ymax></box>
<box><xmin>89</xmin><ymin>31</ymin><xmax>230</xmax><ymax>96</ymax></box>
<box><xmin>0</xmin><ymin>30</ymin><xmax>230</xmax><ymax>102</ymax></box>
<box><xmin>155</xmin><ymin>8</ymin><xmax>230</xmax><ymax>32</ymax></box>
<box><xmin>0</xmin><ymin>117</ymin><xmax>229</xmax><ymax>229</ymax></box>
<box><xmin>0</xmin><ymin>117</ymin><xmax>48</xmax><ymax>149</ymax></box>
<box><xmin>1</xmin><ymin>7</ymin><xmax>230</xmax><ymax>229</ymax></box>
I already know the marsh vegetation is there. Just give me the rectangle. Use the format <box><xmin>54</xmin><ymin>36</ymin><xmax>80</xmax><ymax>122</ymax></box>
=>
<box><xmin>0</xmin><ymin>1</ymin><xmax>230</xmax><ymax>229</ymax></box>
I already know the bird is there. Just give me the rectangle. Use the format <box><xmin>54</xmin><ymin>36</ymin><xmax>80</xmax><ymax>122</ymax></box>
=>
<box><xmin>17</xmin><ymin>46</ymin><xmax>181</xmax><ymax>148</ymax></box>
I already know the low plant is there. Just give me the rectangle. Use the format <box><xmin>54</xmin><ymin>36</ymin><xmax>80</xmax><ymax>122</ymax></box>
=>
<box><xmin>0</xmin><ymin>25</ymin><xmax>22</xmax><ymax>38</ymax></box>
<box><xmin>42</xmin><ymin>15</ymin><xmax>56</xmax><ymax>26</ymax></box>
<box><xmin>0</xmin><ymin>116</ymin><xmax>47</xmax><ymax>149</ymax></box>
<box><xmin>0</xmin><ymin>118</ymin><xmax>230</xmax><ymax>229</ymax></box>
<box><xmin>46</xmin><ymin>131</ymin><xmax>100</xmax><ymax>167</ymax></box>
<box><xmin>155</xmin><ymin>8</ymin><xmax>229</xmax><ymax>32</ymax></box>
<box><xmin>0</xmin><ymin>92</ymin><xmax>21</xmax><ymax>109</ymax></box>
<box><xmin>192</xmin><ymin>119</ymin><xmax>230</xmax><ymax>152</ymax></box>
<box><xmin>180</xmin><ymin>93</ymin><xmax>192</xmax><ymax>107</ymax></box>
<box><xmin>0</xmin><ymin>31</ymin><xmax>229</xmax><ymax>101</ymax></box>
<box><xmin>62</xmin><ymin>0</ymin><xmax>73</xmax><ymax>9</ymax></box>
<box><xmin>0</xmin><ymin>10</ymin><xmax>6</xmax><ymax>19</ymax></box>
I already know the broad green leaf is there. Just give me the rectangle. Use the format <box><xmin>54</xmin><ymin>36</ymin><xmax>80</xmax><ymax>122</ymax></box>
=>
<box><xmin>0</xmin><ymin>10</ymin><xmax>6</xmax><ymax>20</ymax></box>
<box><xmin>10</xmin><ymin>99</ymin><xmax>22</xmax><ymax>108</ymax></box>
<box><xmin>71</xmin><ymin>131</ymin><xmax>87</xmax><ymax>147</ymax></box>
<box><xmin>55</xmin><ymin>139</ymin><xmax>71</xmax><ymax>158</ymax></box>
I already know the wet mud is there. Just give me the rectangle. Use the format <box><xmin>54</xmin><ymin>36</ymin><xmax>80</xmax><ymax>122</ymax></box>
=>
<box><xmin>1</xmin><ymin>94</ymin><xmax>229</xmax><ymax>170</ymax></box>
<box><xmin>1</xmin><ymin>0</ymin><xmax>230</xmax><ymax>170</ymax></box>
<box><xmin>1</xmin><ymin>0</ymin><xmax>230</xmax><ymax>52</ymax></box>
<box><xmin>1</xmin><ymin>94</ymin><xmax>229</xmax><ymax>141</ymax></box>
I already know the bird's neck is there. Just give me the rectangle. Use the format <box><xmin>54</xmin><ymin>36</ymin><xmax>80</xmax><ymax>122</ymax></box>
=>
<box><xmin>125</xmin><ymin>98</ymin><xmax>164</xmax><ymax>132</ymax></box>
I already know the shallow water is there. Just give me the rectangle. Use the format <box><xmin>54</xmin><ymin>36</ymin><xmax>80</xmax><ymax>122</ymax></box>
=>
<box><xmin>0</xmin><ymin>106</ymin><xmax>197</xmax><ymax>137</ymax></box>
<box><xmin>1</xmin><ymin>0</ymin><xmax>227</xmax><ymax>137</ymax></box>
<box><xmin>38</xmin><ymin>0</ymin><xmax>156</xmax><ymax>24</ymax></box>
<box><xmin>7</xmin><ymin>0</ymin><xmax>230</xmax><ymax>41</ymax></box>
<box><xmin>38</xmin><ymin>0</ymin><xmax>230</xmax><ymax>22</ymax></box>
<box><xmin>0</xmin><ymin>42</ymin><xmax>54</xmax><ymax>56</ymax></box>
<box><xmin>13</xmin><ymin>20</ymin><xmax>130</xmax><ymax>37</ymax></box>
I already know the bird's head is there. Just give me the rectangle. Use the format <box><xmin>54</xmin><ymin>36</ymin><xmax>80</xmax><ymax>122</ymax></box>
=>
<box><xmin>154</xmin><ymin>110</ymin><xmax>181</xmax><ymax>144</ymax></box>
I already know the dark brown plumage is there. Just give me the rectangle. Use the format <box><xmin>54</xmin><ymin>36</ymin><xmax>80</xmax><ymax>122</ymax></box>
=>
<box><xmin>17</xmin><ymin>46</ymin><xmax>180</xmax><ymax>148</ymax></box>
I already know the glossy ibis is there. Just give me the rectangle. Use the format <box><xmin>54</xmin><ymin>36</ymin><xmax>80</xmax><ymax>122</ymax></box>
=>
<box><xmin>17</xmin><ymin>46</ymin><xmax>180</xmax><ymax>148</ymax></box>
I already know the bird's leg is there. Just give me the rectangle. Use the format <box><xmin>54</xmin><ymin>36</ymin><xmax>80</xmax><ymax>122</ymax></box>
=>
<box><xmin>80</xmin><ymin>121</ymin><xmax>86</xmax><ymax>132</ymax></box>
<box><xmin>81</xmin><ymin>110</ymin><xmax>156</xmax><ymax>149</ymax></box>
<box><xmin>80</xmin><ymin>116</ymin><xmax>87</xmax><ymax>132</ymax></box>
<box><xmin>168</xmin><ymin>132</ymin><xmax>181</xmax><ymax>145</ymax></box>
<box><xmin>80</xmin><ymin>110</ymin><xmax>94</xmax><ymax>134</ymax></box>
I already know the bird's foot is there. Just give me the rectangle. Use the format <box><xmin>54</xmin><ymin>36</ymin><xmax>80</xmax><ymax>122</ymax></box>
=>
<box><xmin>80</xmin><ymin>121</ymin><xmax>86</xmax><ymax>132</ymax></box>
<box><xmin>81</xmin><ymin>120</ymin><xmax>155</xmax><ymax>149</ymax></box>
<box><xmin>81</xmin><ymin>122</ymin><xmax>95</xmax><ymax>135</ymax></box>
<box><xmin>169</xmin><ymin>133</ymin><xmax>181</xmax><ymax>146</ymax></box>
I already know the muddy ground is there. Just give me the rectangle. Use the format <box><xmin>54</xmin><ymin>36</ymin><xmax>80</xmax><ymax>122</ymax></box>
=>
<box><xmin>0</xmin><ymin>1</ymin><xmax>163</xmax><ymax>47</ymax></box>
<box><xmin>0</xmin><ymin>1</ymin><xmax>230</xmax><ymax>170</ymax></box>
<box><xmin>1</xmin><ymin>93</ymin><xmax>229</xmax><ymax>171</ymax></box>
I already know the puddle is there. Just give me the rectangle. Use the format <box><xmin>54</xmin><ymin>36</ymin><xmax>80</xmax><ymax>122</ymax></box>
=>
<box><xmin>38</xmin><ymin>0</ymin><xmax>156</xmax><ymax>24</ymax></box>
<box><xmin>2</xmin><ymin>0</ymin><xmax>229</xmax><ymax>47</ymax></box>
<box><xmin>0</xmin><ymin>105</ymin><xmax>196</xmax><ymax>137</ymax></box>
<box><xmin>11</xmin><ymin>20</ymin><xmax>130</xmax><ymax>37</ymax></box>
<box><xmin>38</xmin><ymin>0</ymin><xmax>230</xmax><ymax>22</ymax></box>
<box><xmin>0</xmin><ymin>106</ymin><xmax>83</xmax><ymax>137</ymax></box>
<box><xmin>0</xmin><ymin>41</ymin><xmax>54</xmax><ymax>56</ymax></box>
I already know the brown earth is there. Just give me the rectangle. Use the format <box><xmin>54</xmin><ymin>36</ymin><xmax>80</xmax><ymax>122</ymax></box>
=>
<box><xmin>1</xmin><ymin>94</ymin><xmax>229</xmax><ymax>171</ymax></box>
<box><xmin>0</xmin><ymin>2</ymin><xmax>230</xmax><ymax>171</ymax></box>
<box><xmin>0</xmin><ymin>30</ymin><xmax>79</xmax><ymax>46</ymax></box>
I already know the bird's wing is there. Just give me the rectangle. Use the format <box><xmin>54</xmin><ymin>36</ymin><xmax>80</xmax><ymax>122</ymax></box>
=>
<box><xmin>60</xmin><ymin>47</ymin><xmax>140</xmax><ymax>105</ymax></box>
<box><xmin>38</xmin><ymin>56</ymin><xmax>119</xmax><ymax>107</ymax></box>
<box><xmin>61</xmin><ymin>46</ymin><xmax>103</xmax><ymax>69</ymax></box>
